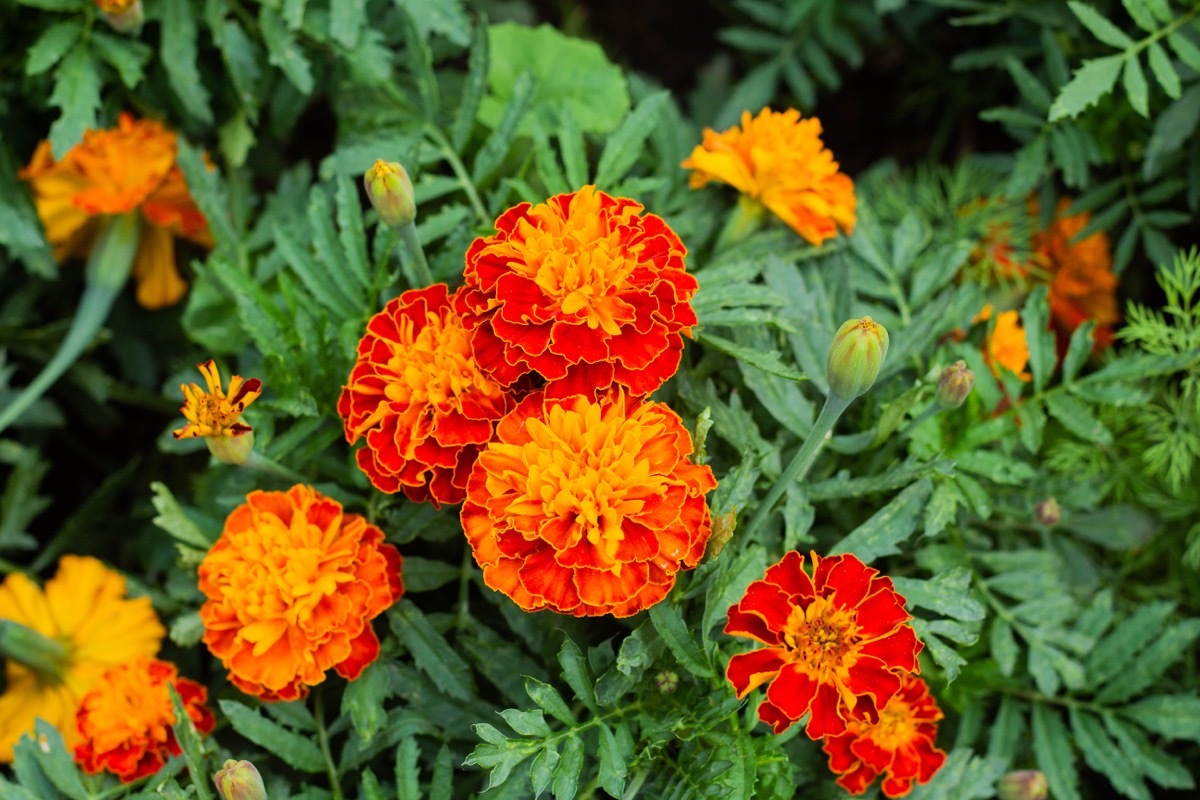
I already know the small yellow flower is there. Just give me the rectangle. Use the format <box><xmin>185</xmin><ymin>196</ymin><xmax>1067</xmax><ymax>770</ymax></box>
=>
<box><xmin>173</xmin><ymin>360</ymin><xmax>262</xmax><ymax>441</ymax></box>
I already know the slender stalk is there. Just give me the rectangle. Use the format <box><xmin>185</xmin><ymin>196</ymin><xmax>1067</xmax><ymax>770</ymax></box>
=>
<box><xmin>456</xmin><ymin>545</ymin><xmax>473</xmax><ymax>631</ymax></box>
<box><xmin>741</xmin><ymin>393</ymin><xmax>853</xmax><ymax>541</ymax></box>
<box><xmin>897</xmin><ymin>402</ymin><xmax>941</xmax><ymax>438</ymax></box>
<box><xmin>0</xmin><ymin>619</ymin><xmax>68</xmax><ymax>680</ymax></box>
<box><xmin>242</xmin><ymin>450</ymin><xmax>309</xmax><ymax>484</ymax></box>
<box><xmin>397</xmin><ymin>220</ymin><xmax>434</xmax><ymax>288</ymax></box>
<box><xmin>314</xmin><ymin>688</ymin><xmax>345</xmax><ymax>800</ymax></box>
<box><xmin>425</xmin><ymin>125</ymin><xmax>490</xmax><ymax>225</ymax></box>
<box><xmin>713</xmin><ymin>195</ymin><xmax>766</xmax><ymax>252</ymax></box>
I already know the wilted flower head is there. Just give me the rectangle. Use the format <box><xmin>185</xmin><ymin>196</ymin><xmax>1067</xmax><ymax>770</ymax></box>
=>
<box><xmin>724</xmin><ymin>551</ymin><xmax>921</xmax><ymax>739</ymax></box>
<box><xmin>20</xmin><ymin>113</ymin><xmax>212</xmax><ymax>308</ymax></box>
<box><xmin>457</xmin><ymin>186</ymin><xmax>699</xmax><ymax>399</ymax></box>
<box><xmin>682</xmin><ymin>107</ymin><xmax>856</xmax><ymax>245</ymax></box>
<box><xmin>74</xmin><ymin>656</ymin><xmax>214</xmax><ymax>782</ymax></box>
<box><xmin>0</xmin><ymin>556</ymin><xmax>164</xmax><ymax>761</ymax></box>
<box><xmin>364</xmin><ymin>159</ymin><xmax>416</xmax><ymax>227</ymax></box>
<box><xmin>198</xmin><ymin>485</ymin><xmax>403</xmax><ymax>701</ymax></box>
<box><xmin>214</xmin><ymin>759</ymin><xmax>267</xmax><ymax>800</ymax></box>
<box><xmin>827</xmin><ymin>317</ymin><xmax>889</xmax><ymax>400</ymax></box>
<box><xmin>462</xmin><ymin>390</ymin><xmax>716</xmax><ymax>617</ymax></box>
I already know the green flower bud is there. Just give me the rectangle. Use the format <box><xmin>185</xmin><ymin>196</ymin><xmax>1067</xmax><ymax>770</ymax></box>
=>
<box><xmin>936</xmin><ymin>360</ymin><xmax>974</xmax><ymax>409</ymax></box>
<box><xmin>206</xmin><ymin>431</ymin><xmax>255</xmax><ymax>466</ymax></box>
<box><xmin>827</xmin><ymin>317</ymin><xmax>889</xmax><ymax>400</ymax></box>
<box><xmin>998</xmin><ymin>770</ymin><xmax>1048</xmax><ymax>800</ymax></box>
<box><xmin>214</xmin><ymin>759</ymin><xmax>266</xmax><ymax>800</ymax></box>
<box><xmin>364</xmin><ymin>160</ymin><xmax>416</xmax><ymax>227</ymax></box>
<box><xmin>654</xmin><ymin>670</ymin><xmax>679</xmax><ymax>694</ymax></box>
<box><xmin>1034</xmin><ymin>498</ymin><xmax>1061</xmax><ymax>527</ymax></box>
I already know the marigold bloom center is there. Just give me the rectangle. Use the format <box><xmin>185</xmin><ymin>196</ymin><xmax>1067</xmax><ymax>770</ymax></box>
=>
<box><xmin>869</xmin><ymin>697</ymin><xmax>921</xmax><ymax>750</ymax></box>
<box><xmin>783</xmin><ymin>596</ymin><xmax>861</xmax><ymax>677</ymax></box>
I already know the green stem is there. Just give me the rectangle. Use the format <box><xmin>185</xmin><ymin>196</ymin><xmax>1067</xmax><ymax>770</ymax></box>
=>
<box><xmin>243</xmin><ymin>450</ymin><xmax>309</xmax><ymax>484</ymax></box>
<box><xmin>456</xmin><ymin>545</ymin><xmax>473</xmax><ymax>632</ymax></box>
<box><xmin>897</xmin><ymin>402</ymin><xmax>941</xmax><ymax>438</ymax></box>
<box><xmin>0</xmin><ymin>620</ymin><xmax>68</xmax><ymax>680</ymax></box>
<box><xmin>0</xmin><ymin>213</ymin><xmax>140</xmax><ymax>435</ymax></box>
<box><xmin>741</xmin><ymin>393</ymin><xmax>853</xmax><ymax>541</ymax></box>
<box><xmin>713</xmin><ymin>195</ymin><xmax>766</xmax><ymax>252</ymax></box>
<box><xmin>314</xmin><ymin>688</ymin><xmax>345</xmax><ymax>800</ymax></box>
<box><xmin>397</xmin><ymin>220</ymin><xmax>435</xmax><ymax>288</ymax></box>
<box><xmin>425</xmin><ymin>125</ymin><xmax>490</xmax><ymax>225</ymax></box>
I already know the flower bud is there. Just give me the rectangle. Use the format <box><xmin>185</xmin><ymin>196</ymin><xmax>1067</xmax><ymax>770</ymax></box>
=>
<box><xmin>214</xmin><ymin>759</ymin><xmax>266</xmax><ymax>800</ymax></box>
<box><xmin>827</xmin><ymin>317</ymin><xmax>889</xmax><ymax>400</ymax></box>
<box><xmin>705</xmin><ymin>507</ymin><xmax>737</xmax><ymax>559</ymax></box>
<box><xmin>1034</xmin><ymin>498</ymin><xmax>1061</xmax><ymax>527</ymax></box>
<box><xmin>998</xmin><ymin>770</ymin><xmax>1048</xmax><ymax>800</ymax></box>
<box><xmin>936</xmin><ymin>360</ymin><xmax>974</xmax><ymax>409</ymax></box>
<box><xmin>654</xmin><ymin>670</ymin><xmax>679</xmax><ymax>694</ymax></box>
<box><xmin>364</xmin><ymin>160</ymin><xmax>416</xmax><ymax>227</ymax></box>
<box><xmin>206</xmin><ymin>431</ymin><xmax>255</xmax><ymax>466</ymax></box>
<box><xmin>96</xmin><ymin>0</ymin><xmax>144</xmax><ymax>33</ymax></box>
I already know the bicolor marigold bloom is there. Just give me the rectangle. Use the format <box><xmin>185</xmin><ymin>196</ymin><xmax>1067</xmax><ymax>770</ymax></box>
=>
<box><xmin>462</xmin><ymin>390</ymin><xmax>717</xmax><ymax>617</ymax></box>
<box><xmin>985</xmin><ymin>309</ymin><xmax>1031</xmax><ymax>382</ymax></box>
<box><xmin>173</xmin><ymin>359</ymin><xmax>262</xmax><ymax>439</ymax></box>
<box><xmin>457</xmin><ymin>186</ymin><xmax>699</xmax><ymax>399</ymax></box>
<box><xmin>0</xmin><ymin>556</ymin><xmax>165</xmax><ymax>761</ymax></box>
<box><xmin>822</xmin><ymin>675</ymin><xmax>947</xmax><ymax>797</ymax></box>
<box><xmin>74</xmin><ymin>656</ymin><xmax>214</xmax><ymax>782</ymax></box>
<box><xmin>1033</xmin><ymin>198</ymin><xmax>1119</xmax><ymax>349</ymax></box>
<box><xmin>20</xmin><ymin>113</ymin><xmax>212</xmax><ymax>309</ymax></box>
<box><xmin>339</xmin><ymin>284</ymin><xmax>511</xmax><ymax>506</ymax></box>
<box><xmin>682</xmin><ymin>107</ymin><xmax>856</xmax><ymax>246</ymax></box>
<box><xmin>198</xmin><ymin>485</ymin><xmax>403</xmax><ymax>701</ymax></box>
<box><xmin>724</xmin><ymin>551</ymin><xmax>921</xmax><ymax>739</ymax></box>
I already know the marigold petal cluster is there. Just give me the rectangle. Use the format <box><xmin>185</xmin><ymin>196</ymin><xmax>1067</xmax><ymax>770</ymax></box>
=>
<box><xmin>822</xmin><ymin>675</ymin><xmax>946</xmax><ymax>797</ymax></box>
<box><xmin>985</xmin><ymin>309</ymin><xmax>1031</xmax><ymax>382</ymax></box>
<box><xmin>457</xmin><ymin>185</ymin><xmax>699</xmax><ymax>399</ymax></box>
<box><xmin>173</xmin><ymin>359</ymin><xmax>262</xmax><ymax>440</ymax></box>
<box><xmin>0</xmin><ymin>556</ymin><xmax>165</xmax><ymax>762</ymax></box>
<box><xmin>339</xmin><ymin>284</ymin><xmax>512</xmax><ymax>506</ymax></box>
<box><xmin>682</xmin><ymin>107</ymin><xmax>856</xmax><ymax>245</ymax></box>
<box><xmin>198</xmin><ymin>485</ymin><xmax>403</xmax><ymax>701</ymax></box>
<box><xmin>74</xmin><ymin>656</ymin><xmax>214</xmax><ymax>783</ymax></box>
<box><xmin>1033</xmin><ymin>198</ymin><xmax>1119</xmax><ymax>349</ymax></box>
<box><xmin>20</xmin><ymin>113</ymin><xmax>212</xmax><ymax>309</ymax></box>
<box><xmin>724</xmin><ymin>551</ymin><xmax>921</xmax><ymax>739</ymax></box>
<box><xmin>462</xmin><ymin>390</ymin><xmax>717</xmax><ymax>617</ymax></box>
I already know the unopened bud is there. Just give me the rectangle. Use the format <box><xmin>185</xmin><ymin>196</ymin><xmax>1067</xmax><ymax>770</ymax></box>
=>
<box><xmin>1034</xmin><ymin>498</ymin><xmax>1061</xmax><ymax>527</ymax></box>
<box><xmin>206</xmin><ymin>431</ymin><xmax>255</xmax><ymax>466</ymax></box>
<box><xmin>654</xmin><ymin>670</ymin><xmax>679</xmax><ymax>694</ymax></box>
<box><xmin>214</xmin><ymin>759</ymin><xmax>266</xmax><ymax>800</ymax></box>
<box><xmin>827</xmin><ymin>317</ymin><xmax>889</xmax><ymax>400</ymax></box>
<box><xmin>936</xmin><ymin>360</ymin><xmax>974</xmax><ymax>409</ymax></box>
<box><xmin>706</xmin><ymin>507</ymin><xmax>737</xmax><ymax>559</ymax></box>
<box><xmin>998</xmin><ymin>770</ymin><xmax>1048</xmax><ymax>800</ymax></box>
<box><xmin>96</xmin><ymin>0</ymin><xmax>144</xmax><ymax>33</ymax></box>
<box><xmin>364</xmin><ymin>160</ymin><xmax>416</xmax><ymax>227</ymax></box>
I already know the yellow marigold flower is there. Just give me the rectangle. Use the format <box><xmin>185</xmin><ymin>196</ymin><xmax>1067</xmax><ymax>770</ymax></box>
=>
<box><xmin>0</xmin><ymin>556</ymin><xmax>165</xmax><ymax>762</ymax></box>
<box><xmin>986</xmin><ymin>309</ymin><xmax>1031</xmax><ymax>382</ymax></box>
<box><xmin>682</xmin><ymin>108</ymin><xmax>856</xmax><ymax>246</ymax></box>
<box><xmin>19</xmin><ymin>113</ymin><xmax>213</xmax><ymax>309</ymax></box>
<box><xmin>173</xmin><ymin>359</ymin><xmax>262</xmax><ymax>440</ymax></box>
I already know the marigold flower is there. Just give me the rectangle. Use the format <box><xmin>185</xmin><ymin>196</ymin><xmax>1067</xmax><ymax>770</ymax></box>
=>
<box><xmin>174</xmin><ymin>359</ymin><xmax>262</xmax><ymax>440</ymax></box>
<box><xmin>822</xmin><ymin>674</ymin><xmax>947</xmax><ymax>797</ymax></box>
<box><xmin>1033</xmin><ymin>198</ymin><xmax>1119</xmax><ymax>349</ymax></box>
<box><xmin>339</xmin><ymin>284</ymin><xmax>511</xmax><ymax>506</ymax></box>
<box><xmin>985</xmin><ymin>310</ymin><xmax>1031</xmax><ymax>382</ymax></box>
<box><xmin>0</xmin><ymin>556</ymin><xmax>165</xmax><ymax>762</ymax></box>
<box><xmin>198</xmin><ymin>485</ymin><xmax>403</xmax><ymax>701</ymax></box>
<box><xmin>682</xmin><ymin>108</ymin><xmax>856</xmax><ymax>246</ymax></box>
<box><xmin>724</xmin><ymin>551</ymin><xmax>921</xmax><ymax>739</ymax></box>
<box><xmin>74</xmin><ymin>656</ymin><xmax>214</xmax><ymax>782</ymax></box>
<box><xmin>20</xmin><ymin>112</ymin><xmax>212</xmax><ymax>309</ymax></box>
<box><xmin>457</xmin><ymin>186</ymin><xmax>699</xmax><ymax>399</ymax></box>
<box><xmin>462</xmin><ymin>390</ymin><xmax>717</xmax><ymax>617</ymax></box>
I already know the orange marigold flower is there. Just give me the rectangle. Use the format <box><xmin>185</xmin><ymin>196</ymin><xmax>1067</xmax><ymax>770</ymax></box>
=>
<box><xmin>173</xmin><ymin>359</ymin><xmax>262</xmax><ymax>439</ymax></box>
<box><xmin>724</xmin><ymin>551</ymin><xmax>921</xmax><ymax>739</ymax></box>
<box><xmin>822</xmin><ymin>675</ymin><xmax>947</xmax><ymax>797</ymax></box>
<box><xmin>1033</xmin><ymin>198</ymin><xmax>1119</xmax><ymax>349</ymax></box>
<box><xmin>74</xmin><ymin>656</ymin><xmax>214</xmax><ymax>783</ymax></box>
<box><xmin>339</xmin><ymin>284</ymin><xmax>512</xmax><ymax>506</ymax></box>
<box><xmin>457</xmin><ymin>186</ymin><xmax>699</xmax><ymax>399</ymax></box>
<box><xmin>985</xmin><ymin>309</ymin><xmax>1031</xmax><ymax>382</ymax></box>
<box><xmin>198</xmin><ymin>485</ymin><xmax>403</xmax><ymax>701</ymax></box>
<box><xmin>461</xmin><ymin>390</ymin><xmax>717</xmax><ymax>617</ymax></box>
<box><xmin>682</xmin><ymin>107</ymin><xmax>856</xmax><ymax>246</ymax></box>
<box><xmin>20</xmin><ymin>113</ymin><xmax>212</xmax><ymax>309</ymax></box>
<box><xmin>0</xmin><ymin>556</ymin><xmax>165</xmax><ymax>762</ymax></box>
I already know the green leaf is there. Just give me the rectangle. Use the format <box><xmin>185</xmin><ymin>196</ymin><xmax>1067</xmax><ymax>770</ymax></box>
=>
<box><xmin>29</xmin><ymin>720</ymin><xmax>87</xmax><ymax>800</ymax></box>
<box><xmin>394</xmin><ymin>0</ymin><xmax>471</xmax><ymax>46</ymax></box>
<box><xmin>593</xmin><ymin>90</ymin><xmax>670</xmax><ymax>189</ymax></box>
<box><xmin>1097</xmin><ymin>619</ymin><xmax>1200</xmax><ymax>704</ymax></box>
<box><xmin>557</xmin><ymin>638</ymin><xmax>599</xmax><ymax>712</ymax></box>
<box><xmin>1146</xmin><ymin>41</ymin><xmax>1181</xmax><ymax>99</ymax></box>
<box><xmin>828</xmin><ymin>478</ymin><xmax>932</xmax><ymax>563</ymax></box>
<box><xmin>177</xmin><ymin>140</ymin><xmax>241</xmax><ymax>257</ymax></box>
<box><xmin>1067</xmin><ymin>2</ymin><xmax>1134</xmax><ymax>48</ymax></box>
<box><xmin>1006</xmin><ymin>135</ymin><xmax>1049</xmax><ymax>199</ymax></box>
<box><xmin>149</xmin><ymin>481</ymin><xmax>215</xmax><ymax>548</ymax></box>
<box><xmin>401</xmin><ymin>556</ymin><xmax>460</xmax><ymax>592</ymax></box>
<box><xmin>498</xmin><ymin>708</ymin><xmax>553</xmax><ymax>737</ymax></box>
<box><xmin>1049</xmin><ymin>54</ymin><xmax>1124</xmax><ymax>121</ymax></box>
<box><xmin>1120</xmin><ymin>695</ymin><xmax>1200</xmax><ymax>743</ymax></box>
<box><xmin>649</xmin><ymin>601</ymin><xmax>715</xmax><ymax>678</ymax></box>
<box><xmin>596</xmin><ymin>724</ymin><xmax>629</xmax><ymax>798</ymax></box>
<box><xmin>481</xmin><ymin>22</ymin><xmax>629</xmax><ymax>135</ymax></box>
<box><xmin>923</xmin><ymin>479</ymin><xmax>962</xmax><ymax>539</ymax></box>
<box><xmin>1123</xmin><ymin>56</ymin><xmax>1149</xmax><ymax>116</ymax></box>
<box><xmin>91</xmin><ymin>31</ymin><xmax>151</xmax><ymax>89</ymax></box>
<box><xmin>552</xmin><ymin>735</ymin><xmax>584</xmax><ymax>800</ymax></box>
<box><xmin>161</xmin><ymin>0</ymin><xmax>213</xmax><ymax>123</ymax></box>
<box><xmin>990</xmin><ymin>618</ymin><xmax>1019</xmax><ymax>676</ymax></box>
<box><xmin>393</xmin><ymin>738</ymin><xmax>420</xmax><ymax>800</ymax></box>
<box><xmin>26</xmin><ymin>19</ymin><xmax>83</xmax><ymax>75</ymax></box>
<box><xmin>1045</xmin><ymin>392</ymin><xmax>1113</xmax><ymax>445</ymax></box>
<box><xmin>388</xmin><ymin>600</ymin><xmax>474</xmax><ymax>700</ymax></box>
<box><xmin>343</xmin><ymin>660</ymin><xmax>391</xmax><ymax>743</ymax></box>
<box><xmin>557</xmin><ymin>112</ymin><xmax>588</xmax><ymax>189</ymax></box>
<box><xmin>453</xmin><ymin>19</ymin><xmax>490</xmax><ymax>151</ymax></box>
<box><xmin>219</xmin><ymin>699</ymin><xmax>325</xmax><ymax>772</ymax></box>
<box><xmin>1070</xmin><ymin>709</ymin><xmax>1150</xmax><ymax>800</ymax></box>
<box><xmin>955</xmin><ymin>450</ymin><xmax>1038</xmax><ymax>485</ymax></box>
<box><xmin>430</xmin><ymin>745</ymin><xmax>455</xmax><ymax>800</ymax></box>
<box><xmin>524</xmin><ymin>677</ymin><xmax>574</xmax><ymax>725</ymax></box>
<box><xmin>260</xmin><ymin>5</ymin><xmax>314</xmax><ymax>94</ymax></box>
<box><xmin>399</xmin><ymin>4</ymin><xmax>438</xmax><ymax>119</ymax></box>
<box><xmin>329</xmin><ymin>0</ymin><xmax>365</xmax><ymax>47</ymax></box>
<box><xmin>892</xmin><ymin>568</ymin><xmax>985</xmax><ymax>621</ymax></box>
<box><xmin>212</xmin><ymin>19</ymin><xmax>264</xmax><ymax>115</ymax></box>
<box><xmin>48</xmin><ymin>43</ymin><xmax>100</xmax><ymax>159</ymax></box>
<box><xmin>1104</xmin><ymin>716</ymin><xmax>1196</xmax><ymax>791</ymax></box>
<box><xmin>1022</xmin><ymin>286</ymin><xmax>1057</xmax><ymax>392</ymax></box>
<box><xmin>1032</xmin><ymin>704</ymin><xmax>1081</xmax><ymax>800</ymax></box>
<box><xmin>1121</xmin><ymin>0</ymin><xmax>1161</xmax><ymax>31</ymax></box>
<box><xmin>472</xmin><ymin>70</ymin><xmax>536</xmax><ymax>184</ymax></box>
<box><xmin>335</xmin><ymin>175</ymin><xmax>371</xmax><ymax>292</ymax></box>
<box><xmin>1167</xmin><ymin>31</ymin><xmax>1200</xmax><ymax>72</ymax></box>
<box><xmin>1005</xmin><ymin>56</ymin><xmax>1052</xmax><ymax>112</ymax></box>
<box><xmin>696</xmin><ymin>332</ymin><xmax>806</xmax><ymax>381</ymax></box>
<box><xmin>167</xmin><ymin>685</ymin><xmax>211</xmax><ymax>796</ymax></box>
<box><xmin>1060</xmin><ymin>321</ymin><xmax>1095</xmax><ymax>383</ymax></box>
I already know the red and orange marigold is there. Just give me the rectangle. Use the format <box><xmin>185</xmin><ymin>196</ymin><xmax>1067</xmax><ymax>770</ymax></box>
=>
<box><xmin>339</xmin><ymin>284</ymin><xmax>511</xmax><ymax>506</ymax></box>
<box><xmin>724</xmin><ymin>551</ymin><xmax>921</xmax><ymax>739</ymax></box>
<box><xmin>822</xmin><ymin>674</ymin><xmax>947</xmax><ymax>797</ymax></box>
<box><xmin>456</xmin><ymin>186</ymin><xmax>699</xmax><ymax>399</ymax></box>
<box><xmin>1033</xmin><ymin>198</ymin><xmax>1119</xmax><ymax>350</ymax></box>
<box><xmin>74</xmin><ymin>656</ymin><xmax>214</xmax><ymax>783</ymax></box>
<box><xmin>461</xmin><ymin>390</ymin><xmax>716</xmax><ymax>617</ymax></box>
<box><xmin>198</xmin><ymin>485</ymin><xmax>403</xmax><ymax>701</ymax></box>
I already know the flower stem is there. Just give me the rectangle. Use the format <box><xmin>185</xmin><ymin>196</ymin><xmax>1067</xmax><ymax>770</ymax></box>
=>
<box><xmin>713</xmin><ymin>195</ymin><xmax>766</xmax><ymax>252</ymax></box>
<box><xmin>0</xmin><ymin>619</ymin><xmax>68</xmax><ymax>681</ymax></box>
<box><xmin>314</xmin><ymin>688</ymin><xmax>344</xmax><ymax>800</ymax></box>
<box><xmin>396</xmin><ymin>220</ymin><xmax>434</xmax><ymax>289</ymax></box>
<box><xmin>0</xmin><ymin>213</ymin><xmax>140</xmax><ymax>435</ymax></box>
<box><xmin>242</xmin><ymin>450</ymin><xmax>308</xmax><ymax>484</ymax></box>
<box><xmin>741</xmin><ymin>393</ymin><xmax>852</xmax><ymax>541</ymax></box>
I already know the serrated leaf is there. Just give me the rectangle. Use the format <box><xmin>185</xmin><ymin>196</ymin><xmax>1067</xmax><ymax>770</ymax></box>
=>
<box><xmin>220</xmin><ymin>699</ymin><xmax>325</xmax><ymax>772</ymax></box>
<box><xmin>1121</xmin><ymin>695</ymin><xmax>1200</xmax><ymax>743</ymax></box>
<box><xmin>552</xmin><ymin>736</ymin><xmax>584</xmax><ymax>800</ymax></box>
<box><xmin>388</xmin><ymin>599</ymin><xmax>473</xmax><ymax>700</ymax></box>
<box><xmin>453</xmin><ymin>20</ymin><xmax>490</xmax><ymax>151</ymax></box>
<box><xmin>1032</xmin><ymin>704</ymin><xmax>1081</xmax><ymax>800</ymax></box>
<box><xmin>923</xmin><ymin>479</ymin><xmax>962</xmax><ymax>539</ymax></box>
<box><xmin>1070</xmin><ymin>709</ymin><xmax>1150</xmax><ymax>800</ymax></box>
<box><xmin>1022</xmin><ymin>286</ymin><xmax>1057</xmax><ymax>392</ymax></box>
<box><xmin>329</xmin><ymin>0</ymin><xmax>365</xmax><ymax>47</ymax></box>
<box><xmin>524</xmin><ymin>678</ymin><xmax>574</xmax><ymax>725</ymax></box>
<box><xmin>1068</xmin><ymin>1</ymin><xmax>1134</xmax><ymax>48</ymax></box>
<box><xmin>1049</xmin><ymin>54</ymin><xmax>1124</xmax><ymax>121</ymax></box>
<box><xmin>1104</xmin><ymin>716</ymin><xmax>1196</xmax><ymax>791</ymax></box>
<box><xmin>990</xmin><ymin>618</ymin><xmax>1019</xmax><ymax>676</ymax></box>
<box><xmin>472</xmin><ymin>70</ymin><xmax>535</xmax><ymax>184</ymax></box>
<box><xmin>1123</xmin><ymin>56</ymin><xmax>1149</xmax><ymax>116</ymax></box>
<box><xmin>1167</xmin><ymin>31</ymin><xmax>1200</xmax><ymax>72</ymax></box>
<box><xmin>696</xmin><ymin>332</ymin><xmax>806</xmax><ymax>381</ymax></box>
<box><xmin>161</xmin><ymin>0</ymin><xmax>213</xmax><ymax>123</ymax></box>
<box><xmin>1146</xmin><ymin>40</ymin><xmax>1181</xmax><ymax>99</ymax></box>
<box><xmin>260</xmin><ymin>5</ymin><xmax>314</xmax><ymax>94</ymax></box>
<box><xmin>955</xmin><ymin>450</ymin><xmax>1038</xmax><ymax>485</ymax></box>
<box><xmin>343</xmin><ymin>660</ymin><xmax>391</xmax><ymax>743</ymax></box>
<box><xmin>1006</xmin><ymin>135</ymin><xmax>1048</xmax><ymax>199</ymax></box>
<box><xmin>213</xmin><ymin>19</ymin><xmax>264</xmax><ymax>115</ymax></box>
<box><xmin>596</xmin><ymin>725</ymin><xmax>629</xmax><ymax>797</ymax></box>
<box><xmin>1045</xmin><ymin>392</ymin><xmax>1113</xmax><ymax>444</ymax></box>
<box><xmin>26</xmin><ymin>19</ymin><xmax>82</xmax><ymax>76</ymax></box>
<box><xmin>829</xmin><ymin>478</ymin><xmax>932</xmax><ymax>563</ymax></box>
<box><xmin>594</xmin><ymin>90</ymin><xmax>670</xmax><ymax>188</ymax></box>
<box><xmin>48</xmin><ymin>44</ymin><xmax>100</xmax><ymax>159</ymax></box>
<box><xmin>893</xmin><ymin>569</ymin><xmax>985</xmax><ymax>621</ymax></box>
<box><xmin>149</xmin><ymin>481</ymin><xmax>214</xmax><ymax>548</ymax></box>
<box><xmin>1060</xmin><ymin>321</ymin><xmax>1095</xmax><ymax>383</ymax></box>
<box><xmin>1097</xmin><ymin>619</ymin><xmax>1200</xmax><ymax>704</ymax></box>
<box><xmin>1121</xmin><ymin>0</ymin><xmax>1159</xmax><ymax>32</ymax></box>
<box><xmin>557</xmin><ymin>638</ymin><xmax>599</xmax><ymax>712</ymax></box>
<box><xmin>394</xmin><ymin>0</ymin><xmax>471</xmax><ymax>46</ymax></box>
<box><xmin>177</xmin><ymin>140</ymin><xmax>240</xmax><ymax>257</ymax></box>
<box><xmin>649</xmin><ymin>601</ymin><xmax>715</xmax><ymax>678</ymax></box>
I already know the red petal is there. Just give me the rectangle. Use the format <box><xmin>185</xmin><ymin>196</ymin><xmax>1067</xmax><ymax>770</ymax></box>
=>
<box><xmin>725</xmin><ymin>648</ymin><xmax>787</xmax><ymax>698</ymax></box>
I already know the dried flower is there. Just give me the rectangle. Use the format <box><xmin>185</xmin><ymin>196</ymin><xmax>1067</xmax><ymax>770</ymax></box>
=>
<box><xmin>827</xmin><ymin>318</ymin><xmax>889</xmax><ymax>400</ymax></box>
<box><xmin>214</xmin><ymin>759</ymin><xmax>267</xmax><ymax>800</ymax></box>
<box><xmin>364</xmin><ymin>160</ymin><xmax>416</xmax><ymax>227</ymax></box>
<box><xmin>173</xmin><ymin>359</ymin><xmax>262</xmax><ymax>465</ymax></box>
<box><xmin>985</xmin><ymin>310</ymin><xmax>1031</xmax><ymax>382</ymax></box>
<box><xmin>822</xmin><ymin>674</ymin><xmax>947</xmax><ymax>797</ymax></box>
<box><xmin>339</xmin><ymin>284</ymin><xmax>511</xmax><ymax>506</ymax></box>
<box><xmin>74</xmin><ymin>656</ymin><xmax>214</xmax><ymax>782</ymax></box>
<box><xmin>462</xmin><ymin>390</ymin><xmax>716</xmax><ymax>617</ymax></box>
<box><xmin>198</xmin><ymin>485</ymin><xmax>403</xmax><ymax>701</ymax></box>
<box><xmin>20</xmin><ymin>113</ymin><xmax>212</xmax><ymax>309</ymax></box>
<box><xmin>457</xmin><ymin>186</ymin><xmax>699</xmax><ymax>399</ymax></box>
<box><xmin>682</xmin><ymin>107</ymin><xmax>856</xmax><ymax>245</ymax></box>
<box><xmin>935</xmin><ymin>361</ymin><xmax>974</xmax><ymax>409</ymax></box>
<box><xmin>0</xmin><ymin>556</ymin><xmax>164</xmax><ymax>761</ymax></box>
<box><xmin>724</xmin><ymin>551</ymin><xmax>921</xmax><ymax>738</ymax></box>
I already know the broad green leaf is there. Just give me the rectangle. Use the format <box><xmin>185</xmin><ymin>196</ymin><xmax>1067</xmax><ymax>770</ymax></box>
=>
<box><xmin>649</xmin><ymin>601</ymin><xmax>715</xmax><ymax>678</ymax></box>
<box><xmin>1045</xmin><ymin>392</ymin><xmax>1113</xmax><ymax>445</ymax></box>
<box><xmin>343</xmin><ymin>660</ymin><xmax>391</xmax><ymax>743</ymax></box>
<box><xmin>1123</xmin><ymin>56</ymin><xmax>1149</xmax><ymax>116</ymax></box>
<box><xmin>388</xmin><ymin>600</ymin><xmax>474</xmax><ymax>700</ymax></box>
<box><xmin>219</xmin><ymin>699</ymin><xmax>325</xmax><ymax>772</ymax></box>
<box><xmin>1067</xmin><ymin>1</ymin><xmax>1134</xmax><ymax>47</ymax></box>
<box><xmin>829</xmin><ymin>478</ymin><xmax>932</xmax><ymax>562</ymax></box>
<box><xmin>529</xmin><ymin>746</ymin><xmax>560</xmax><ymax>797</ymax></box>
<box><xmin>161</xmin><ymin>0</ymin><xmax>213</xmax><ymax>123</ymax></box>
<box><xmin>29</xmin><ymin>721</ymin><xmax>87</xmax><ymax>800</ymax></box>
<box><xmin>696</xmin><ymin>332</ymin><xmax>806</xmax><ymax>381</ymax></box>
<box><xmin>149</xmin><ymin>481</ymin><xmax>215</xmax><ymax>548</ymax></box>
<box><xmin>594</xmin><ymin>90</ymin><xmax>670</xmax><ymax>188</ymax></box>
<box><xmin>498</xmin><ymin>708</ymin><xmax>552</xmax><ymax>737</ymax></box>
<box><xmin>26</xmin><ymin>20</ymin><xmax>82</xmax><ymax>75</ymax></box>
<box><xmin>1069</xmin><ymin>709</ymin><xmax>1150</xmax><ymax>800</ymax></box>
<box><xmin>1147</xmin><ymin>41</ymin><xmax>1181</xmax><ymax>99</ymax></box>
<box><xmin>400</xmin><ymin>556</ymin><xmax>459</xmax><ymax>592</ymax></box>
<box><xmin>596</xmin><ymin>724</ymin><xmax>629</xmax><ymax>798</ymax></box>
<box><xmin>1032</xmin><ymin>704</ymin><xmax>1081</xmax><ymax>800</ymax></box>
<box><xmin>48</xmin><ymin>43</ymin><xmax>101</xmax><ymax>158</ymax></box>
<box><xmin>1049</xmin><ymin>55</ymin><xmax>1124</xmax><ymax>121</ymax></box>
